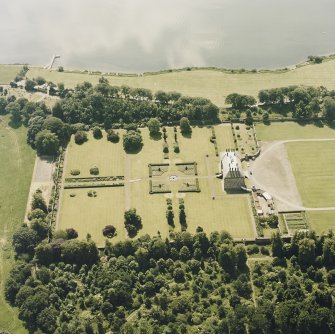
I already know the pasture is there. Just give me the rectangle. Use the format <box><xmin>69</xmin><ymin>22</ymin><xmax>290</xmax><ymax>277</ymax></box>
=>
<box><xmin>0</xmin><ymin>116</ymin><xmax>35</xmax><ymax>334</ymax></box>
<box><xmin>58</xmin><ymin>125</ymin><xmax>255</xmax><ymax>246</ymax></box>
<box><xmin>27</xmin><ymin>59</ymin><xmax>335</xmax><ymax>106</ymax></box>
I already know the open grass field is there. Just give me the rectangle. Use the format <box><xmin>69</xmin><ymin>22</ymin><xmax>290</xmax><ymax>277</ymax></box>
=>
<box><xmin>256</xmin><ymin>122</ymin><xmax>335</xmax><ymax>141</ymax></box>
<box><xmin>306</xmin><ymin>211</ymin><xmax>335</xmax><ymax>235</ymax></box>
<box><xmin>286</xmin><ymin>141</ymin><xmax>335</xmax><ymax>208</ymax></box>
<box><xmin>58</xmin><ymin>124</ymin><xmax>255</xmax><ymax>246</ymax></box>
<box><xmin>0</xmin><ymin>116</ymin><xmax>35</xmax><ymax>334</ymax></box>
<box><xmin>0</xmin><ymin>65</ymin><xmax>21</xmax><ymax>84</ymax></box>
<box><xmin>27</xmin><ymin>60</ymin><xmax>335</xmax><ymax>106</ymax></box>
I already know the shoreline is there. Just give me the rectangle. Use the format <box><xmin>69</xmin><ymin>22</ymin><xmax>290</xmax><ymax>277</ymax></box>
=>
<box><xmin>2</xmin><ymin>53</ymin><xmax>335</xmax><ymax>78</ymax></box>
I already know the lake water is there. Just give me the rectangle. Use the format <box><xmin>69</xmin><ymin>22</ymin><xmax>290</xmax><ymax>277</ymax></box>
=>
<box><xmin>1</xmin><ymin>0</ymin><xmax>335</xmax><ymax>72</ymax></box>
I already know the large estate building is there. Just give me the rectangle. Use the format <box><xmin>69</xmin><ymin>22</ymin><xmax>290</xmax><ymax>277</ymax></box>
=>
<box><xmin>221</xmin><ymin>150</ymin><xmax>246</xmax><ymax>192</ymax></box>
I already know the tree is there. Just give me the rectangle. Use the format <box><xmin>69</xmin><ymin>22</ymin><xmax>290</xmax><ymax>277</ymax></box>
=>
<box><xmin>92</xmin><ymin>126</ymin><xmax>103</xmax><ymax>139</ymax></box>
<box><xmin>124</xmin><ymin>209</ymin><xmax>142</xmax><ymax>237</ymax></box>
<box><xmin>5</xmin><ymin>102</ymin><xmax>22</xmax><ymax>123</ymax></box>
<box><xmin>27</xmin><ymin>208</ymin><xmax>46</xmax><ymax>221</ymax></box>
<box><xmin>66</xmin><ymin>228</ymin><xmax>78</xmax><ymax>239</ymax></box>
<box><xmin>0</xmin><ymin>97</ymin><xmax>8</xmax><ymax>115</ymax></box>
<box><xmin>147</xmin><ymin>118</ymin><xmax>160</xmax><ymax>135</ymax></box>
<box><xmin>123</xmin><ymin>130</ymin><xmax>143</xmax><ymax>152</ymax></box>
<box><xmin>43</xmin><ymin>116</ymin><xmax>70</xmax><ymax>145</ymax></box>
<box><xmin>74</xmin><ymin>130</ymin><xmax>88</xmax><ymax>144</ymax></box>
<box><xmin>298</xmin><ymin>238</ymin><xmax>315</xmax><ymax>266</ymax></box>
<box><xmin>61</xmin><ymin>239</ymin><xmax>99</xmax><ymax>265</ymax></box>
<box><xmin>35</xmin><ymin>76</ymin><xmax>46</xmax><ymax>85</ymax></box>
<box><xmin>235</xmin><ymin>244</ymin><xmax>247</xmax><ymax>270</ymax></box>
<box><xmin>179</xmin><ymin>246</ymin><xmax>191</xmax><ymax>261</ymax></box>
<box><xmin>180</xmin><ymin>117</ymin><xmax>191</xmax><ymax>134</ymax></box>
<box><xmin>12</xmin><ymin>225</ymin><xmax>39</xmax><ymax>255</ymax></box>
<box><xmin>166</xmin><ymin>210</ymin><xmax>174</xmax><ymax>226</ymax></box>
<box><xmin>35</xmin><ymin>129</ymin><xmax>60</xmax><ymax>155</ymax></box>
<box><xmin>25</xmin><ymin>79</ymin><xmax>36</xmax><ymax>92</ymax></box>
<box><xmin>271</xmin><ymin>232</ymin><xmax>284</xmax><ymax>258</ymax></box>
<box><xmin>323</xmin><ymin>97</ymin><xmax>335</xmax><ymax>123</ymax></box>
<box><xmin>107</xmin><ymin>129</ymin><xmax>120</xmax><ymax>143</ymax></box>
<box><xmin>102</xmin><ymin>225</ymin><xmax>117</xmax><ymax>238</ymax></box>
<box><xmin>31</xmin><ymin>219</ymin><xmax>50</xmax><ymax>240</ymax></box>
<box><xmin>225</xmin><ymin>93</ymin><xmax>256</xmax><ymax>109</ymax></box>
<box><xmin>31</xmin><ymin>190</ymin><xmax>48</xmax><ymax>212</ymax></box>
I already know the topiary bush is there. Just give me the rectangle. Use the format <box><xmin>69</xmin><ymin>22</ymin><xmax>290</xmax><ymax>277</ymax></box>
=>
<box><xmin>90</xmin><ymin>166</ymin><xmax>99</xmax><ymax>175</ymax></box>
<box><xmin>163</xmin><ymin>143</ymin><xmax>169</xmax><ymax>153</ymax></box>
<box><xmin>70</xmin><ymin>169</ymin><xmax>80</xmax><ymax>176</ymax></box>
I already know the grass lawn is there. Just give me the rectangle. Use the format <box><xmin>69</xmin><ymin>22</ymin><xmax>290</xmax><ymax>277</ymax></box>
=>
<box><xmin>184</xmin><ymin>186</ymin><xmax>255</xmax><ymax>239</ymax></box>
<box><xmin>0</xmin><ymin>65</ymin><xmax>22</xmax><ymax>84</ymax></box>
<box><xmin>65</xmin><ymin>131</ymin><xmax>125</xmax><ymax>178</ymax></box>
<box><xmin>307</xmin><ymin>211</ymin><xmax>335</xmax><ymax>235</ymax></box>
<box><xmin>27</xmin><ymin>60</ymin><xmax>335</xmax><ymax>106</ymax></box>
<box><xmin>286</xmin><ymin>141</ymin><xmax>335</xmax><ymax>208</ymax></box>
<box><xmin>59</xmin><ymin>125</ymin><xmax>255</xmax><ymax>244</ymax></box>
<box><xmin>58</xmin><ymin>187</ymin><xmax>125</xmax><ymax>246</ymax></box>
<box><xmin>256</xmin><ymin>122</ymin><xmax>335</xmax><ymax>141</ymax></box>
<box><xmin>0</xmin><ymin>116</ymin><xmax>35</xmax><ymax>334</ymax></box>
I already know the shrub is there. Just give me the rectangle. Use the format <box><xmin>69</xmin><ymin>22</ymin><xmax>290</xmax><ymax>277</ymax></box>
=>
<box><xmin>107</xmin><ymin>129</ymin><xmax>120</xmax><ymax>143</ymax></box>
<box><xmin>92</xmin><ymin>127</ymin><xmax>103</xmax><ymax>139</ymax></box>
<box><xmin>87</xmin><ymin>190</ymin><xmax>97</xmax><ymax>197</ymax></box>
<box><xmin>70</xmin><ymin>169</ymin><xmax>80</xmax><ymax>176</ymax></box>
<box><xmin>163</xmin><ymin>143</ymin><xmax>169</xmax><ymax>153</ymax></box>
<box><xmin>247</xmin><ymin>245</ymin><xmax>259</xmax><ymax>255</ymax></box>
<box><xmin>102</xmin><ymin>225</ymin><xmax>117</xmax><ymax>238</ymax></box>
<box><xmin>260</xmin><ymin>246</ymin><xmax>270</xmax><ymax>256</ymax></box>
<box><xmin>235</xmin><ymin>125</ymin><xmax>240</xmax><ymax>130</ymax></box>
<box><xmin>74</xmin><ymin>130</ymin><xmax>88</xmax><ymax>144</ymax></box>
<box><xmin>174</xmin><ymin>144</ymin><xmax>180</xmax><ymax>153</ymax></box>
<box><xmin>89</xmin><ymin>166</ymin><xmax>99</xmax><ymax>175</ymax></box>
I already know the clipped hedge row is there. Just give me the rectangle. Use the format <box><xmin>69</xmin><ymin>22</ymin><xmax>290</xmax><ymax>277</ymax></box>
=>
<box><xmin>65</xmin><ymin>176</ymin><xmax>124</xmax><ymax>183</ymax></box>
<box><xmin>149</xmin><ymin>180</ymin><xmax>171</xmax><ymax>194</ymax></box>
<box><xmin>64</xmin><ymin>183</ymin><xmax>124</xmax><ymax>189</ymax></box>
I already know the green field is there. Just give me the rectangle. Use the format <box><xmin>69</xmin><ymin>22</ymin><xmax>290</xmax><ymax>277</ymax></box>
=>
<box><xmin>256</xmin><ymin>122</ymin><xmax>335</xmax><ymax>141</ymax></box>
<box><xmin>286</xmin><ymin>141</ymin><xmax>335</xmax><ymax>208</ymax></box>
<box><xmin>0</xmin><ymin>116</ymin><xmax>35</xmax><ymax>334</ymax></box>
<box><xmin>307</xmin><ymin>211</ymin><xmax>335</xmax><ymax>235</ymax></box>
<box><xmin>27</xmin><ymin>60</ymin><xmax>335</xmax><ymax>106</ymax></box>
<box><xmin>0</xmin><ymin>65</ymin><xmax>22</xmax><ymax>84</ymax></box>
<box><xmin>58</xmin><ymin>125</ymin><xmax>255</xmax><ymax>246</ymax></box>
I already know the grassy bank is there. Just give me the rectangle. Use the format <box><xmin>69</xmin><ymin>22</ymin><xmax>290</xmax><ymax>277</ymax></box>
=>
<box><xmin>27</xmin><ymin>59</ymin><xmax>335</xmax><ymax>106</ymax></box>
<box><xmin>0</xmin><ymin>116</ymin><xmax>35</xmax><ymax>334</ymax></box>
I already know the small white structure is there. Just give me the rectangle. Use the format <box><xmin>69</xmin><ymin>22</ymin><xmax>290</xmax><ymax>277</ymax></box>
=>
<box><xmin>262</xmin><ymin>192</ymin><xmax>272</xmax><ymax>201</ymax></box>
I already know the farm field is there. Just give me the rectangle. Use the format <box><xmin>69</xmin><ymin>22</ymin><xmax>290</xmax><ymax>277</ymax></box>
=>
<box><xmin>256</xmin><ymin>122</ymin><xmax>335</xmax><ymax>141</ymax></box>
<box><xmin>306</xmin><ymin>211</ymin><xmax>335</xmax><ymax>235</ymax></box>
<box><xmin>58</xmin><ymin>124</ymin><xmax>255</xmax><ymax>246</ymax></box>
<box><xmin>27</xmin><ymin>59</ymin><xmax>335</xmax><ymax>106</ymax></box>
<box><xmin>0</xmin><ymin>65</ymin><xmax>21</xmax><ymax>84</ymax></box>
<box><xmin>0</xmin><ymin>116</ymin><xmax>35</xmax><ymax>334</ymax></box>
<box><xmin>286</xmin><ymin>141</ymin><xmax>335</xmax><ymax>208</ymax></box>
